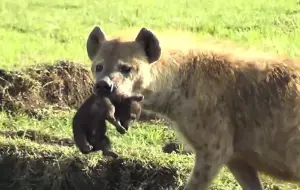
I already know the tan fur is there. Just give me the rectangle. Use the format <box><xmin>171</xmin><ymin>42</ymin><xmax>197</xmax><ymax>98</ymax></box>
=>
<box><xmin>86</xmin><ymin>26</ymin><xmax>300</xmax><ymax>190</ymax></box>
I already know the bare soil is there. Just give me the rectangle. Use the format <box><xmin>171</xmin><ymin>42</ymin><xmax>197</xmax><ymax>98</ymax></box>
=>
<box><xmin>0</xmin><ymin>144</ymin><xmax>182</xmax><ymax>190</ymax></box>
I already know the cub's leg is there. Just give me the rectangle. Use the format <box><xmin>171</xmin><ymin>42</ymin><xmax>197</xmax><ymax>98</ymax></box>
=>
<box><xmin>73</xmin><ymin>128</ymin><xmax>93</xmax><ymax>154</ymax></box>
<box><xmin>103</xmin><ymin>97</ymin><xmax>126</xmax><ymax>134</ymax></box>
<box><xmin>227</xmin><ymin>159</ymin><xmax>264</xmax><ymax>190</ymax></box>
<box><xmin>100</xmin><ymin>136</ymin><xmax>119</xmax><ymax>159</ymax></box>
<box><xmin>106</xmin><ymin>118</ymin><xmax>126</xmax><ymax>134</ymax></box>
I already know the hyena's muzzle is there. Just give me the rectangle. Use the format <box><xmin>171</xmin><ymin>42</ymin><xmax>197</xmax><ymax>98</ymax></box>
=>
<box><xmin>93</xmin><ymin>76</ymin><xmax>115</xmax><ymax>96</ymax></box>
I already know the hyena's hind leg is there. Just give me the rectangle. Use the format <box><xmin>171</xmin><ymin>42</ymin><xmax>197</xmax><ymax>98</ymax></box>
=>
<box><xmin>227</xmin><ymin>159</ymin><xmax>264</xmax><ymax>190</ymax></box>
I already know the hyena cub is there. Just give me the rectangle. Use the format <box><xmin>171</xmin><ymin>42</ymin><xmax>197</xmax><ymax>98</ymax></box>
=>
<box><xmin>93</xmin><ymin>90</ymin><xmax>144</xmax><ymax>133</ymax></box>
<box><xmin>111</xmin><ymin>92</ymin><xmax>143</xmax><ymax>130</ymax></box>
<box><xmin>72</xmin><ymin>93</ymin><xmax>143</xmax><ymax>157</ymax></box>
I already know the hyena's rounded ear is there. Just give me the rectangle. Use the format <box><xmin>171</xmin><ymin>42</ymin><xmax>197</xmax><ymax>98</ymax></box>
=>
<box><xmin>86</xmin><ymin>26</ymin><xmax>106</xmax><ymax>61</ymax></box>
<box><xmin>135</xmin><ymin>28</ymin><xmax>161</xmax><ymax>64</ymax></box>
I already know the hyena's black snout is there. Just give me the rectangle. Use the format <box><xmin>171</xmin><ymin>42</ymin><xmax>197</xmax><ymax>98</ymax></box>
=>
<box><xmin>93</xmin><ymin>77</ymin><xmax>114</xmax><ymax>95</ymax></box>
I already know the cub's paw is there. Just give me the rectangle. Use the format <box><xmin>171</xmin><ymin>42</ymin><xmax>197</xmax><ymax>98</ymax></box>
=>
<box><xmin>116</xmin><ymin>126</ymin><xmax>126</xmax><ymax>134</ymax></box>
<box><xmin>79</xmin><ymin>144</ymin><xmax>93</xmax><ymax>154</ymax></box>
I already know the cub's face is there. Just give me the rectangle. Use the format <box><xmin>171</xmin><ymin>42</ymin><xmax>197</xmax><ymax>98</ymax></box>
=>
<box><xmin>86</xmin><ymin>27</ymin><xmax>161</xmax><ymax>97</ymax></box>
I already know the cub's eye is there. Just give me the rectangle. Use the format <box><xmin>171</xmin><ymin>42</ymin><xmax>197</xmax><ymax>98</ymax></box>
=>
<box><xmin>120</xmin><ymin>65</ymin><xmax>132</xmax><ymax>74</ymax></box>
<box><xmin>95</xmin><ymin>64</ymin><xmax>103</xmax><ymax>72</ymax></box>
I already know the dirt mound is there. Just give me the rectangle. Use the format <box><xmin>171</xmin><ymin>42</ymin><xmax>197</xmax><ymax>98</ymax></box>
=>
<box><xmin>0</xmin><ymin>145</ymin><xmax>182</xmax><ymax>190</ymax></box>
<box><xmin>0</xmin><ymin>60</ymin><xmax>94</xmax><ymax>117</ymax></box>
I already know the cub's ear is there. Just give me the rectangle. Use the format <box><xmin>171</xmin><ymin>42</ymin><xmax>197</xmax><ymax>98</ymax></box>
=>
<box><xmin>86</xmin><ymin>26</ymin><xmax>106</xmax><ymax>61</ymax></box>
<box><xmin>135</xmin><ymin>28</ymin><xmax>161</xmax><ymax>64</ymax></box>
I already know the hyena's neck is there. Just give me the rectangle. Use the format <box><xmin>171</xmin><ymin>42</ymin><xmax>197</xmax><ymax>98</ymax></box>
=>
<box><xmin>141</xmin><ymin>49</ymin><xmax>234</xmax><ymax>120</ymax></box>
<box><xmin>141</xmin><ymin>51</ymin><xmax>200</xmax><ymax>119</ymax></box>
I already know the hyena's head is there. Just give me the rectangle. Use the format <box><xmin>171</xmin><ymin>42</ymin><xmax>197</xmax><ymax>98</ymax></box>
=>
<box><xmin>86</xmin><ymin>26</ymin><xmax>161</xmax><ymax>98</ymax></box>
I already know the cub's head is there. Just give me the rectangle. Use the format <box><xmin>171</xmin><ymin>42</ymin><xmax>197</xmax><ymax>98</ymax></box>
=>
<box><xmin>86</xmin><ymin>26</ymin><xmax>161</xmax><ymax>98</ymax></box>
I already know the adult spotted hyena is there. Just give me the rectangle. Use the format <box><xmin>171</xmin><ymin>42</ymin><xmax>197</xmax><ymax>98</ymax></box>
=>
<box><xmin>85</xmin><ymin>26</ymin><xmax>300</xmax><ymax>190</ymax></box>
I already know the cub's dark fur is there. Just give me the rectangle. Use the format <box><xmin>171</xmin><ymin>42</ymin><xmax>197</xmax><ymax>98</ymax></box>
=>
<box><xmin>72</xmin><ymin>93</ymin><xmax>142</xmax><ymax>157</ymax></box>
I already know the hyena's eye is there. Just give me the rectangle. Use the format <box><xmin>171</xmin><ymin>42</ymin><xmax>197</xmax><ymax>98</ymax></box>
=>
<box><xmin>95</xmin><ymin>64</ymin><xmax>103</xmax><ymax>73</ymax></box>
<box><xmin>120</xmin><ymin>65</ymin><xmax>132</xmax><ymax>74</ymax></box>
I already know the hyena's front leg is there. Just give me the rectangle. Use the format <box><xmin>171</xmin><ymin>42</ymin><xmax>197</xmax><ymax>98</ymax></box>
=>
<box><xmin>227</xmin><ymin>159</ymin><xmax>264</xmax><ymax>190</ymax></box>
<box><xmin>183</xmin><ymin>122</ymin><xmax>234</xmax><ymax>190</ymax></box>
<box><xmin>184</xmin><ymin>149</ymin><xmax>232</xmax><ymax>190</ymax></box>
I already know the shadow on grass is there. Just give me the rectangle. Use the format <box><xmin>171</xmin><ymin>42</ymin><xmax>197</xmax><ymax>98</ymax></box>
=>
<box><xmin>0</xmin><ymin>129</ymin><xmax>191</xmax><ymax>157</ymax></box>
<box><xmin>0</xmin><ymin>129</ymin><xmax>74</xmax><ymax>147</ymax></box>
<box><xmin>0</xmin><ymin>145</ymin><xmax>182</xmax><ymax>190</ymax></box>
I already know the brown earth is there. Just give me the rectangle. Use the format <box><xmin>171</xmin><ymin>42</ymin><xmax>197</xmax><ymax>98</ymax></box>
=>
<box><xmin>0</xmin><ymin>144</ymin><xmax>182</xmax><ymax>190</ymax></box>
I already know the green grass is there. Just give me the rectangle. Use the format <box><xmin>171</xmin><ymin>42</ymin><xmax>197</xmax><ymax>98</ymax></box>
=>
<box><xmin>1</xmin><ymin>0</ymin><xmax>300</xmax><ymax>69</ymax></box>
<box><xmin>1</xmin><ymin>0</ymin><xmax>300</xmax><ymax>189</ymax></box>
